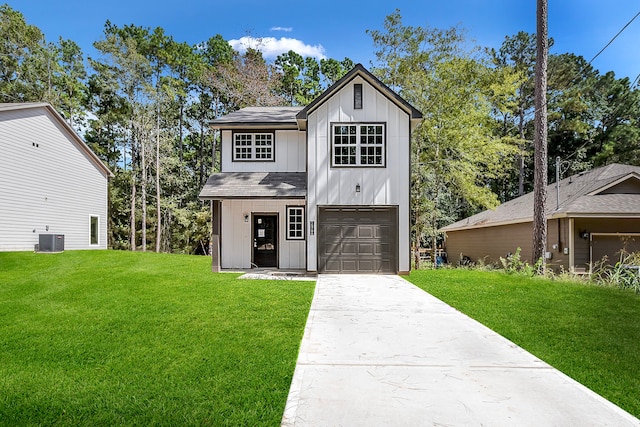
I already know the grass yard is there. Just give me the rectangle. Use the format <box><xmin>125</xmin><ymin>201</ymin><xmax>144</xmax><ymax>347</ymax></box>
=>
<box><xmin>407</xmin><ymin>269</ymin><xmax>640</xmax><ymax>419</ymax></box>
<box><xmin>0</xmin><ymin>250</ymin><xmax>315</xmax><ymax>426</ymax></box>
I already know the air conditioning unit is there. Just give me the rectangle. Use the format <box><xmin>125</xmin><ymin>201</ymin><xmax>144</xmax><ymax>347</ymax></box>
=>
<box><xmin>38</xmin><ymin>234</ymin><xmax>64</xmax><ymax>252</ymax></box>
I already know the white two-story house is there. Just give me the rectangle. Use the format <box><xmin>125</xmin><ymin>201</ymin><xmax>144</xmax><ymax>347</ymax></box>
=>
<box><xmin>0</xmin><ymin>103</ymin><xmax>112</xmax><ymax>252</ymax></box>
<box><xmin>199</xmin><ymin>64</ymin><xmax>422</xmax><ymax>274</ymax></box>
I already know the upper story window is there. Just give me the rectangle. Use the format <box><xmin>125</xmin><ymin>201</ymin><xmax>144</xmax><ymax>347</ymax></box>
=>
<box><xmin>233</xmin><ymin>132</ymin><xmax>274</xmax><ymax>161</ymax></box>
<box><xmin>354</xmin><ymin>84</ymin><xmax>363</xmax><ymax>109</ymax></box>
<box><xmin>332</xmin><ymin>123</ymin><xmax>385</xmax><ymax>167</ymax></box>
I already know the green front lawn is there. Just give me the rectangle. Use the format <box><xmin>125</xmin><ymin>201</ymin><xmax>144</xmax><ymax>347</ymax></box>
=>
<box><xmin>0</xmin><ymin>251</ymin><xmax>315</xmax><ymax>426</ymax></box>
<box><xmin>407</xmin><ymin>269</ymin><xmax>640</xmax><ymax>419</ymax></box>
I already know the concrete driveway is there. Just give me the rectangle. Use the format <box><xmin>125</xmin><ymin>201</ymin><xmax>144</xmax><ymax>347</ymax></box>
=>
<box><xmin>282</xmin><ymin>274</ymin><xmax>639</xmax><ymax>426</ymax></box>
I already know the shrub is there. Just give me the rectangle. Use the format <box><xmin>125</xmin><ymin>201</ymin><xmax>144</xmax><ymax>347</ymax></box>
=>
<box><xmin>591</xmin><ymin>251</ymin><xmax>640</xmax><ymax>294</ymax></box>
<box><xmin>499</xmin><ymin>247</ymin><xmax>535</xmax><ymax>276</ymax></box>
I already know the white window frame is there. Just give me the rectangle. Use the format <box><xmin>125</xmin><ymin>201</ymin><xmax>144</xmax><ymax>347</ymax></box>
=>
<box><xmin>233</xmin><ymin>132</ymin><xmax>274</xmax><ymax>161</ymax></box>
<box><xmin>286</xmin><ymin>206</ymin><xmax>305</xmax><ymax>240</ymax></box>
<box><xmin>90</xmin><ymin>215</ymin><xmax>99</xmax><ymax>245</ymax></box>
<box><xmin>331</xmin><ymin>123</ymin><xmax>386</xmax><ymax>167</ymax></box>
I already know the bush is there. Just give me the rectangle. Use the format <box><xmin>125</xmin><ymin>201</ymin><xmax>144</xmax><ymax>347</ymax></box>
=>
<box><xmin>499</xmin><ymin>247</ymin><xmax>535</xmax><ymax>276</ymax></box>
<box><xmin>592</xmin><ymin>251</ymin><xmax>640</xmax><ymax>294</ymax></box>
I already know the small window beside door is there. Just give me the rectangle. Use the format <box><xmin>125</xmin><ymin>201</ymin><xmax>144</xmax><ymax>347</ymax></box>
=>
<box><xmin>287</xmin><ymin>207</ymin><xmax>305</xmax><ymax>240</ymax></box>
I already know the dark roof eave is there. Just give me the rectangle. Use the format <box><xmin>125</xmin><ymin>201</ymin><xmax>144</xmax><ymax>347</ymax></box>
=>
<box><xmin>199</xmin><ymin>195</ymin><xmax>306</xmax><ymax>201</ymax></box>
<box><xmin>208</xmin><ymin>122</ymin><xmax>300</xmax><ymax>130</ymax></box>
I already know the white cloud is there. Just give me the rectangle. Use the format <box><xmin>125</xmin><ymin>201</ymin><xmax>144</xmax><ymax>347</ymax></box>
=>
<box><xmin>228</xmin><ymin>36</ymin><xmax>326</xmax><ymax>60</ymax></box>
<box><xmin>271</xmin><ymin>26</ymin><xmax>293</xmax><ymax>32</ymax></box>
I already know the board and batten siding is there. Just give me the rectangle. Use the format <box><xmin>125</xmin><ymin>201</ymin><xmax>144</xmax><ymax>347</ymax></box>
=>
<box><xmin>306</xmin><ymin>76</ymin><xmax>411</xmax><ymax>272</ymax></box>
<box><xmin>0</xmin><ymin>106</ymin><xmax>109</xmax><ymax>251</ymax></box>
<box><xmin>220</xmin><ymin>129</ymin><xmax>306</xmax><ymax>173</ymax></box>
<box><xmin>220</xmin><ymin>199</ymin><xmax>305</xmax><ymax>269</ymax></box>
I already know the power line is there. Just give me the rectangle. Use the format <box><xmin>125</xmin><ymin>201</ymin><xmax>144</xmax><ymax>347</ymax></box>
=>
<box><xmin>586</xmin><ymin>10</ymin><xmax>640</xmax><ymax>67</ymax></box>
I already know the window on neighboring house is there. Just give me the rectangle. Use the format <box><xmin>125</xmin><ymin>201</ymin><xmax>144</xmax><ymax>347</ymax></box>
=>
<box><xmin>332</xmin><ymin>123</ymin><xmax>385</xmax><ymax>167</ymax></box>
<box><xmin>90</xmin><ymin>216</ymin><xmax>99</xmax><ymax>245</ymax></box>
<box><xmin>287</xmin><ymin>207</ymin><xmax>305</xmax><ymax>240</ymax></box>
<box><xmin>233</xmin><ymin>132</ymin><xmax>274</xmax><ymax>161</ymax></box>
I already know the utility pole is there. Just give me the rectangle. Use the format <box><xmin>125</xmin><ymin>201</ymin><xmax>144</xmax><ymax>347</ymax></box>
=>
<box><xmin>533</xmin><ymin>0</ymin><xmax>548</xmax><ymax>273</ymax></box>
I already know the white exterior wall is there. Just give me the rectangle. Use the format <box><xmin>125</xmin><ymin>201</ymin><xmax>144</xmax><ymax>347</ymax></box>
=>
<box><xmin>221</xmin><ymin>129</ymin><xmax>306</xmax><ymax>172</ymax></box>
<box><xmin>0</xmin><ymin>106</ymin><xmax>109</xmax><ymax>251</ymax></box>
<box><xmin>306</xmin><ymin>76</ymin><xmax>411</xmax><ymax>272</ymax></box>
<box><xmin>220</xmin><ymin>199</ymin><xmax>305</xmax><ymax>269</ymax></box>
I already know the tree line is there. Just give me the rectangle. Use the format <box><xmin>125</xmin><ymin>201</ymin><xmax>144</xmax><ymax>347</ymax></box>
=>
<box><xmin>3</xmin><ymin>5</ymin><xmax>639</xmax><ymax>261</ymax></box>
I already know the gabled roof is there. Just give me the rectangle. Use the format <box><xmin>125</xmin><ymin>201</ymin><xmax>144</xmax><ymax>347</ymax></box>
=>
<box><xmin>0</xmin><ymin>102</ymin><xmax>113</xmax><ymax>178</ymax></box>
<box><xmin>207</xmin><ymin>64</ymin><xmax>423</xmax><ymax>132</ymax></box>
<box><xmin>209</xmin><ymin>106</ymin><xmax>303</xmax><ymax>130</ymax></box>
<box><xmin>442</xmin><ymin>163</ymin><xmax>640</xmax><ymax>232</ymax></box>
<box><xmin>198</xmin><ymin>172</ymin><xmax>306</xmax><ymax>199</ymax></box>
<box><xmin>296</xmin><ymin>63</ymin><xmax>423</xmax><ymax>130</ymax></box>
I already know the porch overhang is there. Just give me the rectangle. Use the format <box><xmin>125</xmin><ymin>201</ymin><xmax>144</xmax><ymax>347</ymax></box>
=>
<box><xmin>198</xmin><ymin>172</ymin><xmax>307</xmax><ymax>200</ymax></box>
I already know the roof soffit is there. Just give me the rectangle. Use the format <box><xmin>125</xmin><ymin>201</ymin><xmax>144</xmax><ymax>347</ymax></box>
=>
<box><xmin>588</xmin><ymin>173</ymin><xmax>640</xmax><ymax>195</ymax></box>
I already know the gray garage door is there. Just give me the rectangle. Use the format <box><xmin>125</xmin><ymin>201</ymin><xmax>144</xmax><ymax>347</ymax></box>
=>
<box><xmin>318</xmin><ymin>207</ymin><xmax>398</xmax><ymax>273</ymax></box>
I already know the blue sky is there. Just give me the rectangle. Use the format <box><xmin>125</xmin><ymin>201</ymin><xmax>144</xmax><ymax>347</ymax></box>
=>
<box><xmin>6</xmin><ymin>0</ymin><xmax>640</xmax><ymax>81</ymax></box>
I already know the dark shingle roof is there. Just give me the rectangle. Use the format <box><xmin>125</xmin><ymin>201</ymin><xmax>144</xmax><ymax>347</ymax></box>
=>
<box><xmin>442</xmin><ymin>163</ymin><xmax>640</xmax><ymax>231</ymax></box>
<box><xmin>209</xmin><ymin>107</ymin><xmax>303</xmax><ymax>129</ymax></box>
<box><xmin>198</xmin><ymin>172</ymin><xmax>306</xmax><ymax>199</ymax></box>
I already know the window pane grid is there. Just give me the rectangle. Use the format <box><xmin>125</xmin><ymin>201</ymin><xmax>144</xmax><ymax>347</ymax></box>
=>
<box><xmin>287</xmin><ymin>207</ymin><xmax>304</xmax><ymax>240</ymax></box>
<box><xmin>333</xmin><ymin>124</ymin><xmax>384</xmax><ymax>166</ymax></box>
<box><xmin>233</xmin><ymin>133</ymin><xmax>273</xmax><ymax>161</ymax></box>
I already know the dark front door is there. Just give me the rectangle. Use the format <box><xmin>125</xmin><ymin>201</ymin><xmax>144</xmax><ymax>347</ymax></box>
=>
<box><xmin>253</xmin><ymin>215</ymin><xmax>278</xmax><ymax>267</ymax></box>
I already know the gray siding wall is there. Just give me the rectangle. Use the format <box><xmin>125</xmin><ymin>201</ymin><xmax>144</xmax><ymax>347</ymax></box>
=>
<box><xmin>0</xmin><ymin>107</ymin><xmax>109</xmax><ymax>251</ymax></box>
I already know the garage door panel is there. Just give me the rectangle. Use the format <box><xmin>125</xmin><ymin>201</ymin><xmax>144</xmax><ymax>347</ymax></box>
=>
<box><xmin>358</xmin><ymin>226</ymin><xmax>374</xmax><ymax>238</ymax></box>
<box><xmin>318</xmin><ymin>207</ymin><xmax>398</xmax><ymax>274</ymax></box>
<box><xmin>357</xmin><ymin>243</ymin><xmax>374</xmax><ymax>255</ymax></box>
<box><xmin>342</xmin><ymin>243</ymin><xmax>357</xmax><ymax>255</ymax></box>
<box><xmin>376</xmin><ymin>243</ymin><xmax>392</xmax><ymax>255</ymax></box>
<box><xmin>376</xmin><ymin>225</ymin><xmax>392</xmax><ymax>239</ymax></box>
<box><xmin>378</xmin><ymin>260</ymin><xmax>392</xmax><ymax>272</ymax></box>
<box><xmin>325</xmin><ymin>225</ymin><xmax>341</xmax><ymax>238</ymax></box>
<box><xmin>358</xmin><ymin>260</ymin><xmax>374</xmax><ymax>271</ymax></box>
<box><xmin>342</xmin><ymin>260</ymin><xmax>357</xmax><ymax>272</ymax></box>
<box><xmin>324</xmin><ymin>259</ymin><xmax>341</xmax><ymax>272</ymax></box>
<box><xmin>343</xmin><ymin>225</ymin><xmax>357</xmax><ymax>238</ymax></box>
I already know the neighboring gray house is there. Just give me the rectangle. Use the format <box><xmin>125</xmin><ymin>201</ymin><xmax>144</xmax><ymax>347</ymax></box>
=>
<box><xmin>0</xmin><ymin>103</ymin><xmax>113</xmax><ymax>251</ymax></box>
<box><xmin>199</xmin><ymin>64</ymin><xmax>422</xmax><ymax>274</ymax></box>
<box><xmin>441</xmin><ymin>163</ymin><xmax>640</xmax><ymax>272</ymax></box>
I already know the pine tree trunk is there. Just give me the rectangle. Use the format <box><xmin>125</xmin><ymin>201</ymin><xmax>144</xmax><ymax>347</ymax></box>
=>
<box><xmin>533</xmin><ymin>0</ymin><xmax>548</xmax><ymax>272</ymax></box>
<box><xmin>198</xmin><ymin>123</ymin><xmax>205</xmax><ymax>188</ymax></box>
<box><xmin>130</xmin><ymin>137</ymin><xmax>137</xmax><ymax>251</ymax></box>
<box><xmin>156</xmin><ymin>110</ymin><xmax>161</xmax><ymax>253</ymax></box>
<box><xmin>141</xmin><ymin>135</ymin><xmax>147</xmax><ymax>252</ymax></box>
<box><xmin>518</xmin><ymin>106</ymin><xmax>526</xmax><ymax>196</ymax></box>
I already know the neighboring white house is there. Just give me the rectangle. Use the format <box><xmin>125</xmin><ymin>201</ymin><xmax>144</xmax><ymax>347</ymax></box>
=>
<box><xmin>0</xmin><ymin>103</ymin><xmax>113</xmax><ymax>251</ymax></box>
<box><xmin>199</xmin><ymin>64</ymin><xmax>422</xmax><ymax>274</ymax></box>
